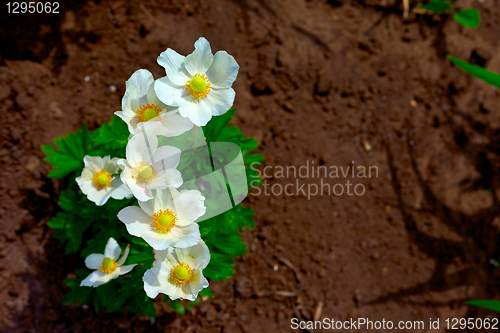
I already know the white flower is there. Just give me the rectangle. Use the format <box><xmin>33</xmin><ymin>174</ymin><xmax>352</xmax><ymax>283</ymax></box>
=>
<box><xmin>115</xmin><ymin>69</ymin><xmax>194</xmax><ymax>136</ymax></box>
<box><xmin>117</xmin><ymin>188</ymin><xmax>206</xmax><ymax>250</ymax></box>
<box><xmin>143</xmin><ymin>240</ymin><xmax>210</xmax><ymax>301</ymax></box>
<box><xmin>155</xmin><ymin>37</ymin><xmax>239</xmax><ymax>126</ymax></box>
<box><xmin>80</xmin><ymin>238</ymin><xmax>136</xmax><ymax>287</ymax></box>
<box><xmin>76</xmin><ymin>156</ymin><xmax>132</xmax><ymax>206</ymax></box>
<box><xmin>117</xmin><ymin>132</ymin><xmax>183</xmax><ymax>202</ymax></box>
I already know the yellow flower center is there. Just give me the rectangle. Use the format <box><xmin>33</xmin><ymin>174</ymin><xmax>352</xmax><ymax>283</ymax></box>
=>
<box><xmin>170</xmin><ymin>262</ymin><xmax>193</xmax><ymax>285</ymax></box>
<box><xmin>139</xmin><ymin>165</ymin><xmax>153</xmax><ymax>179</ymax></box>
<box><xmin>92</xmin><ymin>170</ymin><xmax>112</xmax><ymax>189</ymax></box>
<box><xmin>152</xmin><ymin>209</ymin><xmax>178</xmax><ymax>234</ymax></box>
<box><xmin>100</xmin><ymin>257</ymin><xmax>118</xmax><ymax>274</ymax></box>
<box><xmin>190</xmin><ymin>76</ymin><xmax>207</xmax><ymax>92</ymax></box>
<box><xmin>185</xmin><ymin>74</ymin><xmax>211</xmax><ymax>99</ymax></box>
<box><xmin>132</xmin><ymin>162</ymin><xmax>157</xmax><ymax>185</ymax></box>
<box><xmin>137</xmin><ymin>103</ymin><xmax>162</xmax><ymax>123</ymax></box>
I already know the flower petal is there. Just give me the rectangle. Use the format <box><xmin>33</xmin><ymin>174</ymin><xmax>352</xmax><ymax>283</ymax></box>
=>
<box><xmin>126</xmin><ymin>132</ymin><xmax>157</xmax><ymax>165</ymax></box>
<box><xmin>80</xmin><ymin>271</ymin><xmax>102</xmax><ymax>287</ymax></box>
<box><xmin>108</xmin><ymin>178</ymin><xmax>133</xmax><ymax>200</ymax></box>
<box><xmin>138</xmin><ymin>197</ymin><xmax>155</xmax><ymax>216</ymax></box>
<box><xmin>118</xmin><ymin>207</ymin><xmax>173</xmax><ymax>250</ymax></box>
<box><xmin>200</xmin><ymin>88</ymin><xmax>235</xmax><ymax>116</ymax></box>
<box><xmin>80</xmin><ymin>270</ymin><xmax>115</xmax><ymax>287</ymax></box>
<box><xmin>116</xmin><ymin>264</ymin><xmax>136</xmax><ymax>275</ymax></box>
<box><xmin>174</xmin><ymin>190</ymin><xmax>206</xmax><ymax>226</ymax></box>
<box><xmin>178</xmin><ymin>99</ymin><xmax>213</xmax><ymax>126</ymax></box>
<box><xmin>154</xmin><ymin>77</ymin><xmax>185</xmax><ymax>106</ymax></box>
<box><xmin>86</xmin><ymin>186</ymin><xmax>112</xmax><ymax>206</ymax></box>
<box><xmin>118</xmin><ymin>206</ymin><xmax>152</xmax><ymax>229</ymax></box>
<box><xmin>104</xmin><ymin>238</ymin><xmax>122</xmax><ymax>260</ymax></box>
<box><xmin>126</xmin><ymin>178</ymin><xmax>153</xmax><ymax>201</ymax></box>
<box><xmin>92</xmin><ymin>272</ymin><xmax>116</xmax><ymax>287</ymax></box>
<box><xmin>184</xmin><ymin>37</ymin><xmax>213</xmax><ymax>75</ymax></box>
<box><xmin>184</xmin><ymin>269</ymin><xmax>209</xmax><ymax>301</ymax></box>
<box><xmin>83</xmin><ymin>155</ymin><xmax>104</xmax><ymax>172</ymax></box>
<box><xmin>161</xmin><ymin>168</ymin><xmax>183</xmax><ymax>188</ymax></box>
<box><xmin>161</xmin><ymin>281</ymin><xmax>187</xmax><ymax>301</ymax></box>
<box><xmin>117</xmin><ymin>245</ymin><xmax>130</xmax><ymax>266</ymax></box>
<box><xmin>85</xmin><ymin>254</ymin><xmax>104</xmax><ymax>270</ymax></box>
<box><xmin>157</xmin><ymin>49</ymin><xmax>190</xmax><ymax>86</ymax></box>
<box><xmin>206</xmin><ymin>51</ymin><xmax>239</xmax><ymax>89</ymax></box>
<box><xmin>151</xmin><ymin>188</ymin><xmax>175</xmax><ymax>212</ymax></box>
<box><xmin>169</xmin><ymin>223</ymin><xmax>201</xmax><ymax>248</ymax></box>
<box><xmin>142</xmin><ymin>233</ymin><xmax>178</xmax><ymax>251</ymax></box>
<box><xmin>133</xmin><ymin>119</ymin><xmax>164</xmax><ymax>135</ymax></box>
<box><xmin>143</xmin><ymin>266</ymin><xmax>163</xmax><ymax>298</ymax></box>
<box><xmin>128</xmin><ymin>69</ymin><xmax>154</xmax><ymax>102</ymax></box>
<box><xmin>147</xmin><ymin>81</ymin><xmax>165</xmax><ymax>107</ymax></box>
<box><xmin>177</xmin><ymin>240</ymin><xmax>211</xmax><ymax>269</ymax></box>
<box><xmin>158</xmin><ymin>112</ymin><xmax>194</xmax><ymax>137</ymax></box>
<box><xmin>152</xmin><ymin>146</ymin><xmax>181</xmax><ymax>168</ymax></box>
<box><xmin>148</xmin><ymin>175</ymin><xmax>169</xmax><ymax>191</ymax></box>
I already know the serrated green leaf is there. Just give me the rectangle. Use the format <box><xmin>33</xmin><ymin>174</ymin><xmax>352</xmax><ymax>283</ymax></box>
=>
<box><xmin>448</xmin><ymin>55</ymin><xmax>500</xmax><ymax>87</ymax></box>
<box><xmin>204</xmin><ymin>253</ymin><xmax>235</xmax><ymax>281</ymax></box>
<box><xmin>220</xmin><ymin>204</ymin><xmax>256</xmax><ymax>234</ymax></box>
<box><xmin>212</xmin><ymin>234</ymin><xmax>247</xmax><ymax>257</ymax></box>
<box><xmin>466</xmin><ymin>300</ymin><xmax>500</xmax><ymax>312</ymax></box>
<box><xmin>453</xmin><ymin>8</ymin><xmax>481</xmax><ymax>28</ymax></box>
<box><xmin>58</xmin><ymin>190</ymin><xmax>82</xmax><ymax>213</ymax></box>
<box><xmin>47</xmin><ymin>212</ymin><xmax>92</xmax><ymax>254</ymax></box>
<box><xmin>93</xmin><ymin>116</ymin><xmax>129</xmax><ymax>158</ymax></box>
<box><xmin>42</xmin><ymin>124</ymin><xmax>94</xmax><ymax>178</ymax></box>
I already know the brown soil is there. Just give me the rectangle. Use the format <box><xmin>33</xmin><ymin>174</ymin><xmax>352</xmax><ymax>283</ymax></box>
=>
<box><xmin>1</xmin><ymin>0</ymin><xmax>500</xmax><ymax>332</ymax></box>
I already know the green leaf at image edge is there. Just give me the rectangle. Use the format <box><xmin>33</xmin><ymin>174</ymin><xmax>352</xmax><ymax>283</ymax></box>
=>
<box><xmin>422</xmin><ymin>0</ymin><xmax>452</xmax><ymax>13</ymax></box>
<box><xmin>448</xmin><ymin>55</ymin><xmax>500</xmax><ymax>88</ymax></box>
<box><xmin>466</xmin><ymin>300</ymin><xmax>500</xmax><ymax>312</ymax></box>
<box><xmin>453</xmin><ymin>8</ymin><xmax>481</xmax><ymax>29</ymax></box>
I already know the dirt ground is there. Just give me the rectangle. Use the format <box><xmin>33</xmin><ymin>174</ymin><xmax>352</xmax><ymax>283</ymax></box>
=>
<box><xmin>1</xmin><ymin>0</ymin><xmax>500</xmax><ymax>332</ymax></box>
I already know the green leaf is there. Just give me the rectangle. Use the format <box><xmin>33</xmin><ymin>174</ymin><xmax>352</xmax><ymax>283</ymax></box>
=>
<box><xmin>204</xmin><ymin>253</ymin><xmax>235</xmax><ymax>281</ymax></box>
<box><xmin>199</xmin><ymin>286</ymin><xmax>214</xmax><ymax>298</ymax></box>
<box><xmin>202</xmin><ymin>109</ymin><xmax>236</xmax><ymax>141</ymax></box>
<box><xmin>453</xmin><ymin>8</ymin><xmax>481</xmax><ymax>28</ymax></box>
<box><xmin>220</xmin><ymin>204</ymin><xmax>256</xmax><ymax>234</ymax></box>
<box><xmin>126</xmin><ymin>245</ymin><xmax>154</xmax><ymax>265</ymax></box>
<box><xmin>63</xmin><ymin>269</ymin><xmax>93</xmax><ymax>305</ymax></box>
<box><xmin>186</xmin><ymin>298</ymin><xmax>200</xmax><ymax>311</ymax></box>
<box><xmin>212</xmin><ymin>234</ymin><xmax>247</xmax><ymax>257</ymax></box>
<box><xmin>93</xmin><ymin>116</ymin><xmax>129</xmax><ymax>158</ymax></box>
<box><xmin>422</xmin><ymin>0</ymin><xmax>452</xmax><ymax>13</ymax></box>
<box><xmin>58</xmin><ymin>190</ymin><xmax>82</xmax><ymax>213</ymax></box>
<box><xmin>41</xmin><ymin>124</ymin><xmax>94</xmax><ymax>178</ymax></box>
<box><xmin>466</xmin><ymin>300</ymin><xmax>500</xmax><ymax>312</ymax></box>
<box><xmin>200</xmin><ymin>225</ymin><xmax>213</xmax><ymax>237</ymax></box>
<box><xmin>448</xmin><ymin>55</ymin><xmax>500</xmax><ymax>87</ymax></box>
<box><xmin>134</xmin><ymin>293</ymin><xmax>157</xmax><ymax>318</ymax></box>
<box><xmin>47</xmin><ymin>212</ymin><xmax>92</xmax><ymax>254</ymax></box>
<box><xmin>172</xmin><ymin>300</ymin><xmax>186</xmax><ymax>315</ymax></box>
